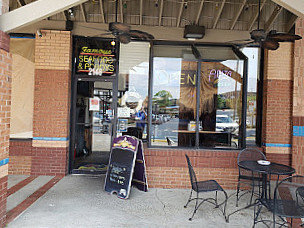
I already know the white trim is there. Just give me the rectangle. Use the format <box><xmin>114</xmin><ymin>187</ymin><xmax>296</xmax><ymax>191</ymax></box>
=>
<box><xmin>0</xmin><ymin>0</ymin><xmax>88</xmax><ymax>32</ymax></box>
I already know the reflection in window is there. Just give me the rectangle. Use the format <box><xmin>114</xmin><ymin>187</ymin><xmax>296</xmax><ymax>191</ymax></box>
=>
<box><xmin>152</xmin><ymin>58</ymin><xmax>197</xmax><ymax>146</ymax></box>
<box><xmin>151</xmin><ymin>44</ymin><xmax>245</xmax><ymax>148</ymax></box>
<box><xmin>117</xmin><ymin>42</ymin><xmax>149</xmax><ymax>140</ymax></box>
<box><xmin>241</xmin><ymin>48</ymin><xmax>259</xmax><ymax>145</ymax></box>
<box><xmin>199</xmin><ymin>61</ymin><xmax>243</xmax><ymax>148</ymax></box>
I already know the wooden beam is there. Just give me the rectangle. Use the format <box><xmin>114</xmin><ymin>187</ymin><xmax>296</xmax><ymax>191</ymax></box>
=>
<box><xmin>285</xmin><ymin>14</ymin><xmax>298</xmax><ymax>32</ymax></box>
<box><xmin>0</xmin><ymin>0</ymin><xmax>88</xmax><ymax>33</ymax></box>
<box><xmin>17</xmin><ymin>0</ymin><xmax>26</xmax><ymax>7</ymax></box>
<box><xmin>264</xmin><ymin>5</ymin><xmax>283</xmax><ymax>31</ymax></box>
<box><xmin>176</xmin><ymin>0</ymin><xmax>184</xmax><ymax>27</ymax></box>
<box><xmin>140</xmin><ymin>0</ymin><xmax>143</xmax><ymax>25</ymax></box>
<box><xmin>80</xmin><ymin>4</ymin><xmax>87</xmax><ymax>22</ymax></box>
<box><xmin>271</xmin><ymin>0</ymin><xmax>304</xmax><ymax>19</ymax></box>
<box><xmin>12</xmin><ymin>20</ymin><xmax>252</xmax><ymax>43</ymax></box>
<box><xmin>158</xmin><ymin>0</ymin><xmax>164</xmax><ymax>26</ymax></box>
<box><xmin>99</xmin><ymin>0</ymin><xmax>105</xmax><ymax>23</ymax></box>
<box><xmin>248</xmin><ymin>0</ymin><xmax>267</xmax><ymax>31</ymax></box>
<box><xmin>62</xmin><ymin>11</ymin><xmax>68</xmax><ymax>21</ymax></box>
<box><xmin>230</xmin><ymin>0</ymin><xmax>247</xmax><ymax>30</ymax></box>
<box><xmin>212</xmin><ymin>0</ymin><xmax>226</xmax><ymax>29</ymax></box>
<box><xmin>120</xmin><ymin>0</ymin><xmax>123</xmax><ymax>23</ymax></box>
<box><xmin>195</xmin><ymin>0</ymin><xmax>205</xmax><ymax>25</ymax></box>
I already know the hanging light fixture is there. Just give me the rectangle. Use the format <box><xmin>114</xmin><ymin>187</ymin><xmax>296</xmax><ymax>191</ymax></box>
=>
<box><xmin>68</xmin><ymin>8</ymin><xmax>74</xmax><ymax>17</ymax></box>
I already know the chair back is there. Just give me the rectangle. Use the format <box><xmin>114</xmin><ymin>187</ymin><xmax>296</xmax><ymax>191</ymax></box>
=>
<box><xmin>185</xmin><ymin>154</ymin><xmax>198</xmax><ymax>190</ymax></box>
<box><xmin>273</xmin><ymin>175</ymin><xmax>304</xmax><ymax>217</ymax></box>
<box><xmin>237</xmin><ymin>148</ymin><xmax>266</xmax><ymax>164</ymax></box>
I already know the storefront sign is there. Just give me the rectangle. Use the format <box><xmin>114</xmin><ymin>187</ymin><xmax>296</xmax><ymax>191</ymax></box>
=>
<box><xmin>104</xmin><ymin>136</ymin><xmax>148</xmax><ymax>199</ymax></box>
<box><xmin>77</xmin><ymin>46</ymin><xmax>115</xmax><ymax>76</ymax></box>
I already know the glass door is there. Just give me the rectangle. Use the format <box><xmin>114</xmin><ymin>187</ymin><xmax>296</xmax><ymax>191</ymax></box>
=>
<box><xmin>71</xmin><ymin>79</ymin><xmax>115</xmax><ymax>174</ymax></box>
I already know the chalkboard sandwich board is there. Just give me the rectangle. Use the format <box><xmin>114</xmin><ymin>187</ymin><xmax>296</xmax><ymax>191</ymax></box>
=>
<box><xmin>104</xmin><ymin>136</ymin><xmax>138</xmax><ymax>199</ymax></box>
<box><xmin>132</xmin><ymin>140</ymin><xmax>148</xmax><ymax>192</ymax></box>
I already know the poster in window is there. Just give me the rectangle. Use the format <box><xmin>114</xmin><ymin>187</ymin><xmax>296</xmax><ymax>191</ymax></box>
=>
<box><xmin>89</xmin><ymin>97</ymin><xmax>100</xmax><ymax>111</ymax></box>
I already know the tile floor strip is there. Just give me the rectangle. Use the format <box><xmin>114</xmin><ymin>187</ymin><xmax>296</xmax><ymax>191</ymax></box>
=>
<box><xmin>6</xmin><ymin>176</ymin><xmax>62</xmax><ymax>225</ymax></box>
<box><xmin>7</xmin><ymin>176</ymin><xmax>38</xmax><ymax>197</ymax></box>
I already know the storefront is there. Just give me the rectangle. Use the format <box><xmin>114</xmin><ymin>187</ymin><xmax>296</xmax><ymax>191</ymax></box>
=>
<box><xmin>66</xmin><ymin>35</ymin><xmax>263</xmax><ymax>188</ymax></box>
<box><xmin>6</xmin><ymin>25</ymin><xmax>301</xmax><ymax>191</ymax></box>
<box><xmin>3</xmin><ymin>0</ymin><xmax>304</xmax><ymax>226</ymax></box>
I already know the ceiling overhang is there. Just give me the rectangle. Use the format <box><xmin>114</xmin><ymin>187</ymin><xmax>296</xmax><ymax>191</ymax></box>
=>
<box><xmin>0</xmin><ymin>0</ymin><xmax>88</xmax><ymax>32</ymax></box>
<box><xmin>271</xmin><ymin>0</ymin><xmax>304</xmax><ymax>19</ymax></box>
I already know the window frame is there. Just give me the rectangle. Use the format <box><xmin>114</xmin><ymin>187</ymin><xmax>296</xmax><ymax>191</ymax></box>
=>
<box><xmin>147</xmin><ymin>41</ymin><xmax>248</xmax><ymax>150</ymax></box>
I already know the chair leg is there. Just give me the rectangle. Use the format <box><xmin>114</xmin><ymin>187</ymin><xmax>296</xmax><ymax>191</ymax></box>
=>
<box><xmin>215</xmin><ymin>191</ymin><xmax>219</xmax><ymax>208</ymax></box>
<box><xmin>184</xmin><ymin>189</ymin><xmax>193</xmax><ymax>208</ymax></box>
<box><xmin>253</xmin><ymin>200</ymin><xmax>262</xmax><ymax>228</ymax></box>
<box><xmin>223</xmin><ymin>191</ymin><xmax>228</xmax><ymax>223</ymax></box>
<box><xmin>250</xmin><ymin>180</ymin><xmax>255</xmax><ymax>205</ymax></box>
<box><xmin>189</xmin><ymin>191</ymin><xmax>199</xmax><ymax>221</ymax></box>
<box><xmin>272</xmin><ymin>209</ymin><xmax>276</xmax><ymax>228</ymax></box>
<box><xmin>236</xmin><ymin>178</ymin><xmax>241</xmax><ymax>207</ymax></box>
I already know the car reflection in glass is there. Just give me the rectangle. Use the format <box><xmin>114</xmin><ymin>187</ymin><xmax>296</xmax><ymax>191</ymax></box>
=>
<box><xmin>216</xmin><ymin>115</ymin><xmax>239</xmax><ymax>134</ymax></box>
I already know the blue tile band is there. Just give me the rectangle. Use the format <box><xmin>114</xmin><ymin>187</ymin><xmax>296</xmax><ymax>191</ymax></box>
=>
<box><xmin>262</xmin><ymin>143</ymin><xmax>291</xmax><ymax>148</ymax></box>
<box><xmin>33</xmin><ymin>137</ymin><xmax>69</xmax><ymax>141</ymax></box>
<box><xmin>10</xmin><ymin>36</ymin><xmax>35</xmax><ymax>39</ymax></box>
<box><xmin>293</xmin><ymin>126</ymin><xmax>304</xmax><ymax>137</ymax></box>
<box><xmin>0</xmin><ymin>158</ymin><xmax>9</xmax><ymax>167</ymax></box>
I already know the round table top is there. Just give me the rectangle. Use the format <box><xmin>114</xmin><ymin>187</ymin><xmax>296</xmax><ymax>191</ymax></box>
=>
<box><xmin>238</xmin><ymin>160</ymin><xmax>295</xmax><ymax>175</ymax></box>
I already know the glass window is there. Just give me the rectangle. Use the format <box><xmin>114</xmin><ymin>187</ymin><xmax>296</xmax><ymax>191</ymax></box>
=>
<box><xmin>199</xmin><ymin>60</ymin><xmax>243</xmax><ymax>148</ymax></box>
<box><xmin>241</xmin><ymin>47</ymin><xmax>260</xmax><ymax>146</ymax></box>
<box><xmin>117</xmin><ymin>42</ymin><xmax>150</xmax><ymax>140</ymax></box>
<box><xmin>151</xmin><ymin>57</ymin><xmax>197</xmax><ymax>146</ymax></box>
<box><xmin>151</xmin><ymin>44</ymin><xmax>245</xmax><ymax>148</ymax></box>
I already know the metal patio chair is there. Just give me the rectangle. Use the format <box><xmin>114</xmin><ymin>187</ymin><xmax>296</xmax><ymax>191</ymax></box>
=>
<box><xmin>253</xmin><ymin>175</ymin><xmax>304</xmax><ymax>228</ymax></box>
<box><xmin>236</xmin><ymin>148</ymin><xmax>266</xmax><ymax>207</ymax></box>
<box><xmin>184</xmin><ymin>154</ymin><xmax>228</xmax><ymax>221</ymax></box>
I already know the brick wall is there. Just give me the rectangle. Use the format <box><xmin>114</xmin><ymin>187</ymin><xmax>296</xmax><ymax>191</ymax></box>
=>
<box><xmin>292</xmin><ymin>18</ymin><xmax>304</xmax><ymax>175</ymax></box>
<box><xmin>31</xmin><ymin>147</ymin><xmax>68</xmax><ymax>177</ymax></box>
<box><xmin>33</xmin><ymin>69</ymin><xmax>71</xmax><ymax>138</ymax></box>
<box><xmin>31</xmin><ymin>30</ymin><xmax>72</xmax><ymax>176</ymax></box>
<box><xmin>0</xmin><ymin>176</ymin><xmax>7</xmax><ymax>227</ymax></box>
<box><xmin>8</xmin><ymin>140</ymin><xmax>32</xmax><ymax>175</ymax></box>
<box><xmin>0</xmin><ymin>1</ymin><xmax>10</xmax><ymax>226</ymax></box>
<box><xmin>262</xmin><ymin>43</ymin><xmax>294</xmax><ymax>165</ymax></box>
<box><xmin>145</xmin><ymin>148</ymin><xmax>239</xmax><ymax>189</ymax></box>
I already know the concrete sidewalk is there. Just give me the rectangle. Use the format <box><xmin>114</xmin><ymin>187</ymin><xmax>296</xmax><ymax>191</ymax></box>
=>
<box><xmin>6</xmin><ymin>175</ymin><xmax>270</xmax><ymax>228</ymax></box>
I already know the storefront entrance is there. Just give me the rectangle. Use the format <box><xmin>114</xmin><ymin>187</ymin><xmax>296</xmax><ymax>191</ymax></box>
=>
<box><xmin>70</xmin><ymin>78</ymin><xmax>117</xmax><ymax>174</ymax></box>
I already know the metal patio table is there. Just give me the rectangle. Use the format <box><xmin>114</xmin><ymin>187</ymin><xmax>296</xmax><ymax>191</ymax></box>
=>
<box><xmin>238</xmin><ymin>160</ymin><xmax>295</xmax><ymax>200</ymax></box>
<box><xmin>227</xmin><ymin>160</ymin><xmax>295</xmax><ymax>222</ymax></box>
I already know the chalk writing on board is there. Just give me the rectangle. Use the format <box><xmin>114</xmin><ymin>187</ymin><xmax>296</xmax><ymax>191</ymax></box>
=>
<box><xmin>109</xmin><ymin>164</ymin><xmax>127</xmax><ymax>186</ymax></box>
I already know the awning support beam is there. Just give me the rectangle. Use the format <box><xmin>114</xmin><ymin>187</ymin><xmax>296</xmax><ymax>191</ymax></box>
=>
<box><xmin>0</xmin><ymin>0</ymin><xmax>88</xmax><ymax>32</ymax></box>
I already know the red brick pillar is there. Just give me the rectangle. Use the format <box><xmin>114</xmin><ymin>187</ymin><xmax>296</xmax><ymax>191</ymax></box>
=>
<box><xmin>32</xmin><ymin>30</ymin><xmax>72</xmax><ymax>176</ymax></box>
<box><xmin>262</xmin><ymin>43</ymin><xmax>294</xmax><ymax>165</ymax></box>
<box><xmin>0</xmin><ymin>1</ymin><xmax>11</xmax><ymax>226</ymax></box>
<box><xmin>292</xmin><ymin>19</ymin><xmax>304</xmax><ymax>174</ymax></box>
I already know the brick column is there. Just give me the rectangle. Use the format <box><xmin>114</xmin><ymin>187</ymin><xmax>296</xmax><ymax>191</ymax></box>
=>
<box><xmin>32</xmin><ymin>30</ymin><xmax>72</xmax><ymax>176</ymax></box>
<box><xmin>262</xmin><ymin>43</ymin><xmax>294</xmax><ymax>165</ymax></box>
<box><xmin>292</xmin><ymin>19</ymin><xmax>304</xmax><ymax>175</ymax></box>
<box><xmin>0</xmin><ymin>1</ymin><xmax>11</xmax><ymax>227</ymax></box>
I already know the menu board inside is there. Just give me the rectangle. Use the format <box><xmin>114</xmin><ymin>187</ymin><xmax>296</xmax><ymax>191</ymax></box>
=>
<box><xmin>74</xmin><ymin>37</ymin><xmax>116</xmax><ymax>76</ymax></box>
